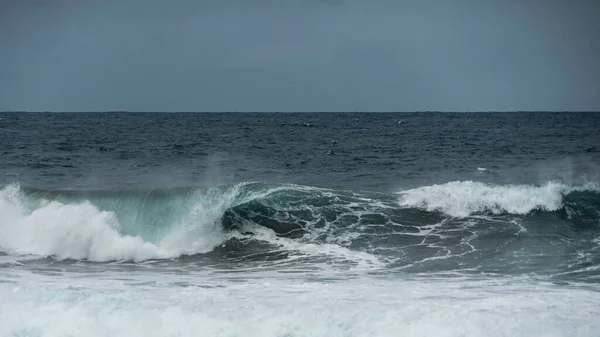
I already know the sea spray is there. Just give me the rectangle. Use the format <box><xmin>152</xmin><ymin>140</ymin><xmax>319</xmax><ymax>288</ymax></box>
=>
<box><xmin>0</xmin><ymin>183</ymin><xmax>253</xmax><ymax>261</ymax></box>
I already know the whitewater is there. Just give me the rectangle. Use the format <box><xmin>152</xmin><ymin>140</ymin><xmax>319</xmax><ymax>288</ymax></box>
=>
<box><xmin>2</xmin><ymin>180</ymin><xmax>600</xmax><ymax>336</ymax></box>
<box><xmin>1</xmin><ymin>181</ymin><xmax>599</xmax><ymax>263</ymax></box>
<box><xmin>1</xmin><ymin>112</ymin><xmax>600</xmax><ymax>336</ymax></box>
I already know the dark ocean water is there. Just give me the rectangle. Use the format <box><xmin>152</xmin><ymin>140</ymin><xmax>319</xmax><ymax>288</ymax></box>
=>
<box><xmin>1</xmin><ymin>112</ymin><xmax>600</xmax><ymax>336</ymax></box>
<box><xmin>1</xmin><ymin>112</ymin><xmax>600</xmax><ymax>279</ymax></box>
<box><xmin>2</xmin><ymin>112</ymin><xmax>599</xmax><ymax>191</ymax></box>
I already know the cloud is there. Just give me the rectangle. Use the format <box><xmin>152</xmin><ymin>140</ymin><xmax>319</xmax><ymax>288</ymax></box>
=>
<box><xmin>1</xmin><ymin>0</ymin><xmax>599</xmax><ymax>111</ymax></box>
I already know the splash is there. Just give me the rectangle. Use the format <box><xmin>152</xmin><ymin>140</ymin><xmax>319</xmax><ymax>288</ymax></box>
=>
<box><xmin>0</xmin><ymin>184</ymin><xmax>247</xmax><ymax>261</ymax></box>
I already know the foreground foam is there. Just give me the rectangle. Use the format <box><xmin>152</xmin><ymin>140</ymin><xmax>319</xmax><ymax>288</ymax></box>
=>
<box><xmin>1</xmin><ymin>275</ymin><xmax>598</xmax><ymax>337</ymax></box>
<box><xmin>397</xmin><ymin>181</ymin><xmax>597</xmax><ymax>217</ymax></box>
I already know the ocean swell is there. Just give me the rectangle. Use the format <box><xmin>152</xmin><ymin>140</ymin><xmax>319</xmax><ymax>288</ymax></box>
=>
<box><xmin>1</xmin><ymin>180</ymin><xmax>599</xmax><ymax>262</ymax></box>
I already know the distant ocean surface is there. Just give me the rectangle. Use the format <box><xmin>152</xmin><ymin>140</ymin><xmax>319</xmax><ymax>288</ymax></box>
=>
<box><xmin>1</xmin><ymin>112</ymin><xmax>600</xmax><ymax>336</ymax></box>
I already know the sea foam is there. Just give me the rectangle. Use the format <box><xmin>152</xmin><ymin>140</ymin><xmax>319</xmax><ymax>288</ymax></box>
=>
<box><xmin>1</xmin><ymin>276</ymin><xmax>598</xmax><ymax>337</ymax></box>
<box><xmin>0</xmin><ymin>184</ymin><xmax>240</xmax><ymax>261</ymax></box>
<box><xmin>398</xmin><ymin>180</ymin><xmax>598</xmax><ymax>217</ymax></box>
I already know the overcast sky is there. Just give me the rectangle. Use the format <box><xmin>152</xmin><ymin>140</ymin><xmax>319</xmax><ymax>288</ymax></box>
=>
<box><xmin>1</xmin><ymin>0</ymin><xmax>599</xmax><ymax>112</ymax></box>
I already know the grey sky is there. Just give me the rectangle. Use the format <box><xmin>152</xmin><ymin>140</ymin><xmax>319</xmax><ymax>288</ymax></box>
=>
<box><xmin>1</xmin><ymin>0</ymin><xmax>599</xmax><ymax>112</ymax></box>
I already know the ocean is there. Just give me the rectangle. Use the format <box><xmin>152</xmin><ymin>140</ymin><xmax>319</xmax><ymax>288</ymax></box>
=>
<box><xmin>1</xmin><ymin>111</ymin><xmax>599</xmax><ymax>336</ymax></box>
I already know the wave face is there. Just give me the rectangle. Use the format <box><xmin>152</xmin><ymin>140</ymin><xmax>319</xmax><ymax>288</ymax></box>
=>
<box><xmin>1</xmin><ymin>181</ymin><xmax>599</xmax><ymax>278</ymax></box>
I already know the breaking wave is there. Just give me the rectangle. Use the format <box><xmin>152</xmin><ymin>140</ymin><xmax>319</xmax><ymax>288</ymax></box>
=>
<box><xmin>0</xmin><ymin>183</ymin><xmax>250</xmax><ymax>261</ymax></box>
<box><xmin>398</xmin><ymin>181</ymin><xmax>600</xmax><ymax>218</ymax></box>
<box><xmin>0</xmin><ymin>180</ymin><xmax>598</xmax><ymax>263</ymax></box>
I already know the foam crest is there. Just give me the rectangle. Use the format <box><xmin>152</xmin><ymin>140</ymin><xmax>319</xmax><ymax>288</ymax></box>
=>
<box><xmin>0</xmin><ymin>184</ymin><xmax>245</xmax><ymax>261</ymax></box>
<box><xmin>397</xmin><ymin>181</ymin><xmax>594</xmax><ymax>218</ymax></box>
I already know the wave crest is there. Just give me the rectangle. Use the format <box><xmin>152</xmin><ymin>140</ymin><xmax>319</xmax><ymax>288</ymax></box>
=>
<box><xmin>2</xmin><ymin>180</ymin><xmax>599</xmax><ymax>263</ymax></box>
<box><xmin>397</xmin><ymin>181</ymin><xmax>599</xmax><ymax>218</ymax></box>
<box><xmin>0</xmin><ymin>184</ymin><xmax>252</xmax><ymax>262</ymax></box>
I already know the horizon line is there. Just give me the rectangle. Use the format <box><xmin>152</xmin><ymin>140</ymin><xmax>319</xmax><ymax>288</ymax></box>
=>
<box><xmin>1</xmin><ymin>110</ymin><xmax>599</xmax><ymax>114</ymax></box>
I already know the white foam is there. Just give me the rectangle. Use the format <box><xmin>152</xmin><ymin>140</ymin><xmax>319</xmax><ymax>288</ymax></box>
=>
<box><xmin>397</xmin><ymin>181</ymin><xmax>596</xmax><ymax>218</ymax></box>
<box><xmin>0</xmin><ymin>183</ymin><xmax>380</xmax><ymax>265</ymax></box>
<box><xmin>1</xmin><ymin>274</ymin><xmax>598</xmax><ymax>337</ymax></box>
<box><xmin>234</xmin><ymin>224</ymin><xmax>382</xmax><ymax>269</ymax></box>
<box><xmin>0</xmin><ymin>184</ymin><xmax>243</xmax><ymax>262</ymax></box>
